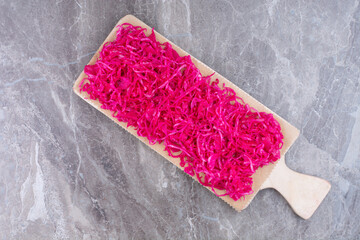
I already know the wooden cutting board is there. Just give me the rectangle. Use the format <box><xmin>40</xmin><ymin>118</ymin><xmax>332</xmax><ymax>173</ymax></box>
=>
<box><xmin>73</xmin><ymin>15</ymin><xmax>331</xmax><ymax>219</ymax></box>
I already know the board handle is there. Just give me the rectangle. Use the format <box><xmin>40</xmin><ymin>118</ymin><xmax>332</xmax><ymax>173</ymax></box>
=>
<box><xmin>260</xmin><ymin>157</ymin><xmax>331</xmax><ymax>219</ymax></box>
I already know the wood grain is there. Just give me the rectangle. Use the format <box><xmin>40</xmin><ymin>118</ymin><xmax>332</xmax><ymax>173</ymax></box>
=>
<box><xmin>261</xmin><ymin>157</ymin><xmax>331</xmax><ymax>219</ymax></box>
<box><xmin>73</xmin><ymin>15</ymin><xmax>300</xmax><ymax>212</ymax></box>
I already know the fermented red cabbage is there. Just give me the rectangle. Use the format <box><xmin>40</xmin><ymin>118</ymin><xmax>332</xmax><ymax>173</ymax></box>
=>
<box><xmin>80</xmin><ymin>23</ymin><xmax>284</xmax><ymax>201</ymax></box>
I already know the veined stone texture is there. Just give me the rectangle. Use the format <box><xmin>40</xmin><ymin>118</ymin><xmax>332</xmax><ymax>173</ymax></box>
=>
<box><xmin>0</xmin><ymin>0</ymin><xmax>359</xmax><ymax>239</ymax></box>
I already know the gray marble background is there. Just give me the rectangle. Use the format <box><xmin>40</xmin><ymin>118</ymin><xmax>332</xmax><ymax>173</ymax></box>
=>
<box><xmin>0</xmin><ymin>0</ymin><xmax>359</xmax><ymax>239</ymax></box>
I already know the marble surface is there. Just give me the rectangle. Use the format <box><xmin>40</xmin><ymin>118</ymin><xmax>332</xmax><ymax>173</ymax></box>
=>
<box><xmin>1</xmin><ymin>0</ymin><xmax>359</xmax><ymax>239</ymax></box>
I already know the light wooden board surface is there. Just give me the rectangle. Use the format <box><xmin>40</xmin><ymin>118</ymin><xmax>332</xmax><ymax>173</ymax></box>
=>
<box><xmin>73</xmin><ymin>15</ymin><xmax>300</xmax><ymax>211</ymax></box>
<box><xmin>261</xmin><ymin>157</ymin><xmax>331</xmax><ymax>219</ymax></box>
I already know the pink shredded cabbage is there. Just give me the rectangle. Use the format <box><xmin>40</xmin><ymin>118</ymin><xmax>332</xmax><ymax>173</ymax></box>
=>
<box><xmin>80</xmin><ymin>23</ymin><xmax>284</xmax><ymax>201</ymax></box>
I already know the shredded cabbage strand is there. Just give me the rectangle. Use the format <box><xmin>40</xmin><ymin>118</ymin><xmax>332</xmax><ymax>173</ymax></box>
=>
<box><xmin>80</xmin><ymin>23</ymin><xmax>284</xmax><ymax>201</ymax></box>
